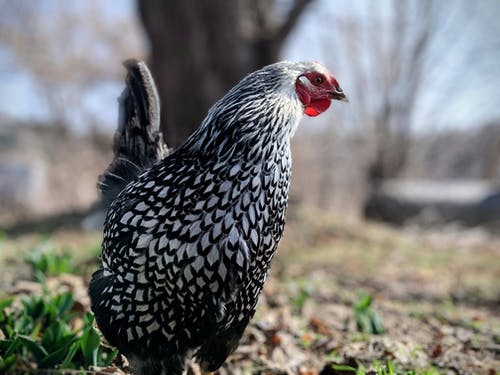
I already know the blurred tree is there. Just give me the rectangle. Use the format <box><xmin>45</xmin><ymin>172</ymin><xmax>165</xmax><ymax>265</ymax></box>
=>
<box><xmin>366</xmin><ymin>0</ymin><xmax>438</xmax><ymax>182</ymax></box>
<box><xmin>138</xmin><ymin>0</ymin><xmax>313</xmax><ymax>147</ymax></box>
<box><xmin>292</xmin><ymin>0</ymin><xmax>500</xmax><ymax>215</ymax></box>
<box><xmin>319</xmin><ymin>0</ymin><xmax>445</xmax><ymax>181</ymax></box>
<box><xmin>0</xmin><ymin>0</ymin><xmax>146</xmax><ymax>128</ymax></box>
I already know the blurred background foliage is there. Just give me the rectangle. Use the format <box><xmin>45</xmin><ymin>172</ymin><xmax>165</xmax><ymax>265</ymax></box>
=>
<box><xmin>0</xmin><ymin>0</ymin><xmax>499</xmax><ymax>228</ymax></box>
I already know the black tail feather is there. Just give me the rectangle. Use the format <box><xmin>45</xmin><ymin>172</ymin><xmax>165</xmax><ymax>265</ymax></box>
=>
<box><xmin>98</xmin><ymin>59</ymin><xmax>169</xmax><ymax>209</ymax></box>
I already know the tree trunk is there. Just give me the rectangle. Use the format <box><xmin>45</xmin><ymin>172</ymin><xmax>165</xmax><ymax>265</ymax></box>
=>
<box><xmin>137</xmin><ymin>0</ymin><xmax>312</xmax><ymax>147</ymax></box>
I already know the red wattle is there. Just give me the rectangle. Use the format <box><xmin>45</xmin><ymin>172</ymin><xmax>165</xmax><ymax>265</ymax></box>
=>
<box><xmin>304</xmin><ymin>106</ymin><xmax>320</xmax><ymax>116</ymax></box>
<box><xmin>304</xmin><ymin>98</ymin><xmax>331</xmax><ymax>117</ymax></box>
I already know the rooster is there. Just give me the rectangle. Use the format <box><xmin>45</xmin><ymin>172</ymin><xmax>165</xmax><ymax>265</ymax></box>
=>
<box><xmin>89</xmin><ymin>60</ymin><xmax>346</xmax><ymax>374</ymax></box>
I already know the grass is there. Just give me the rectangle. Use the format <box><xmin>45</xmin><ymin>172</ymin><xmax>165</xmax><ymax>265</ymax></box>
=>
<box><xmin>0</xmin><ymin>281</ymin><xmax>116</xmax><ymax>373</ymax></box>
<box><xmin>0</xmin><ymin>234</ymin><xmax>115</xmax><ymax>373</ymax></box>
<box><xmin>329</xmin><ymin>360</ymin><xmax>442</xmax><ymax>375</ymax></box>
<box><xmin>25</xmin><ymin>239</ymin><xmax>75</xmax><ymax>278</ymax></box>
<box><xmin>353</xmin><ymin>294</ymin><xmax>384</xmax><ymax>335</ymax></box>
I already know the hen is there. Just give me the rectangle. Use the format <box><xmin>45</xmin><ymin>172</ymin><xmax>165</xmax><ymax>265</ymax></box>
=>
<box><xmin>89</xmin><ymin>60</ymin><xmax>346</xmax><ymax>374</ymax></box>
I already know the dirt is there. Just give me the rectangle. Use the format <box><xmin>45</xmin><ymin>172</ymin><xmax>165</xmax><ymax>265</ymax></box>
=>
<box><xmin>1</xmin><ymin>210</ymin><xmax>499</xmax><ymax>374</ymax></box>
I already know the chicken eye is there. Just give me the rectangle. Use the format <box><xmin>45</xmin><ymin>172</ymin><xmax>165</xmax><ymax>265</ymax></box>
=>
<box><xmin>314</xmin><ymin>76</ymin><xmax>323</xmax><ymax>85</ymax></box>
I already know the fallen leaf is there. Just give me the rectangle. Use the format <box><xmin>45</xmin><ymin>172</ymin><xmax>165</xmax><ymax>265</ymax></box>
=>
<box><xmin>298</xmin><ymin>366</ymin><xmax>319</xmax><ymax>375</ymax></box>
<box><xmin>310</xmin><ymin>317</ymin><xmax>331</xmax><ymax>335</ymax></box>
<box><xmin>431</xmin><ymin>343</ymin><xmax>443</xmax><ymax>358</ymax></box>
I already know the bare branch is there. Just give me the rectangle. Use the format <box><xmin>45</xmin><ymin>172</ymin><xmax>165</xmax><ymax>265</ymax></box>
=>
<box><xmin>273</xmin><ymin>0</ymin><xmax>314</xmax><ymax>46</ymax></box>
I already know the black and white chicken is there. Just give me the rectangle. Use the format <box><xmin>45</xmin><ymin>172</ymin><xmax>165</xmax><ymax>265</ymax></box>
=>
<box><xmin>89</xmin><ymin>60</ymin><xmax>346</xmax><ymax>374</ymax></box>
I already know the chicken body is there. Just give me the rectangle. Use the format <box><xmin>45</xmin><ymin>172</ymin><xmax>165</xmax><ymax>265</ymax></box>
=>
<box><xmin>90</xmin><ymin>61</ymin><xmax>344</xmax><ymax>374</ymax></box>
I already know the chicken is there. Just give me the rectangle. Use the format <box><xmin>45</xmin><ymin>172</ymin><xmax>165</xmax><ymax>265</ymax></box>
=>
<box><xmin>89</xmin><ymin>60</ymin><xmax>346</xmax><ymax>375</ymax></box>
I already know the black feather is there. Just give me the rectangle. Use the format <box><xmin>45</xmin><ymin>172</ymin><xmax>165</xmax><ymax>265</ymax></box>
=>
<box><xmin>98</xmin><ymin>59</ymin><xmax>169</xmax><ymax>209</ymax></box>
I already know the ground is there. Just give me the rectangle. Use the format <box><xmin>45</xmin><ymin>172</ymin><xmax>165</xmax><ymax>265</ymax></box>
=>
<box><xmin>0</xmin><ymin>208</ymin><xmax>498</xmax><ymax>374</ymax></box>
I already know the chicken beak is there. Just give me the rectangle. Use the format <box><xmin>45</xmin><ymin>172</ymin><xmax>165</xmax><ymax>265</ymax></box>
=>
<box><xmin>330</xmin><ymin>89</ymin><xmax>348</xmax><ymax>102</ymax></box>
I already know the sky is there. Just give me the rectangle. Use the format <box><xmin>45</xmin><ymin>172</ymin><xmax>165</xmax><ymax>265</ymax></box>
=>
<box><xmin>0</xmin><ymin>0</ymin><xmax>499</xmax><ymax>133</ymax></box>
